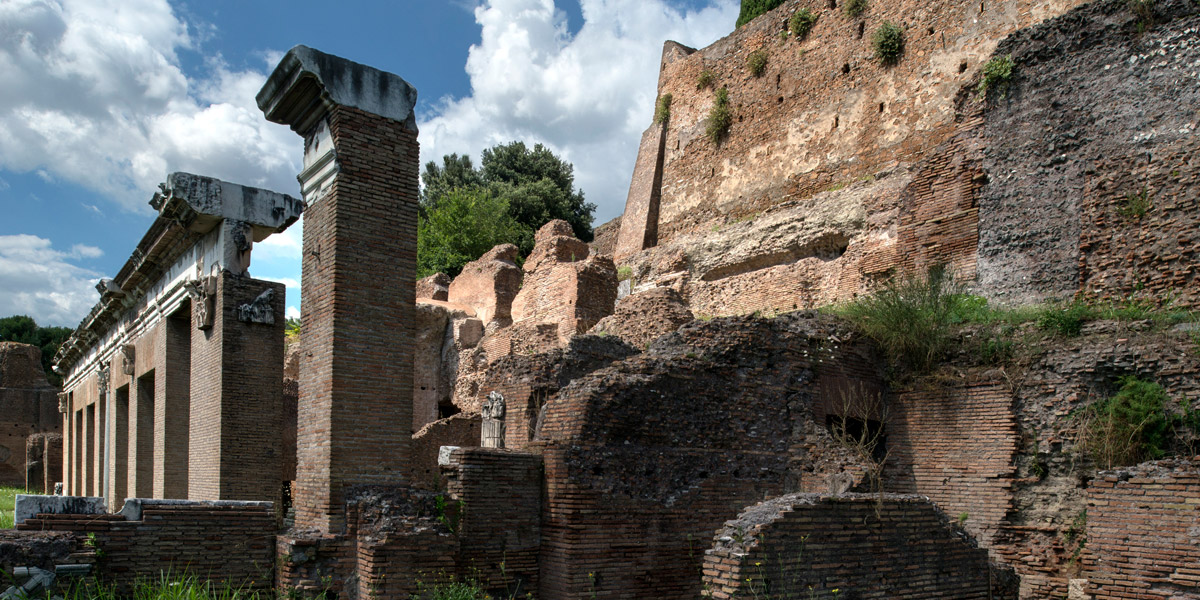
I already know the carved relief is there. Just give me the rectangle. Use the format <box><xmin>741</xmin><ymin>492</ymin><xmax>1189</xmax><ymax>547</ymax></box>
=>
<box><xmin>237</xmin><ymin>288</ymin><xmax>276</xmax><ymax>325</ymax></box>
<box><xmin>184</xmin><ymin>260</ymin><xmax>217</xmax><ymax>330</ymax></box>
<box><xmin>97</xmin><ymin>364</ymin><xmax>110</xmax><ymax>399</ymax></box>
<box><xmin>481</xmin><ymin>391</ymin><xmax>507</xmax><ymax>449</ymax></box>
<box><xmin>57</xmin><ymin>392</ymin><xmax>68</xmax><ymax>414</ymax></box>
<box><xmin>120</xmin><ymin>344</ymin><xmax>136</xmax><ymax>376</ymax></box>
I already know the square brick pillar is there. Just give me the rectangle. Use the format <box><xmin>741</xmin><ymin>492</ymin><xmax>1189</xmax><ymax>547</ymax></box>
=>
<box><xmin>258</xmin><ymin>46</ymin><xmax>419</xmax><ymax>533</ymax></box>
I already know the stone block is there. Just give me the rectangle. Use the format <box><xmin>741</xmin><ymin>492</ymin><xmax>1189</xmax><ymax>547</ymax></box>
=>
<box><xmin>447</xmin><ymin>244</ymin><xmax>522</xmax><ymax>325</ymax></box>
<box><xmin>14</xmin><ymin>495</ymin><xmax>106</xmax><ymax>525</ymax></box>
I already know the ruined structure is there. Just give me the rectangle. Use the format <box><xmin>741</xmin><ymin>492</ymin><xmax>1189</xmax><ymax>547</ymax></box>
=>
<box><xmin>6</xmin><ymin>1</ymin><xmax>1200</xmax><ymax>599</ymax></box>
<box><xmin>0</xmin><ymin>343</ymin><xmax>60</xmax><ymax>490</ymax></box>
<box><xmin>52</xmin><ymin>172</ymin><xmax>302</xmax><ymax>507</ymax></box>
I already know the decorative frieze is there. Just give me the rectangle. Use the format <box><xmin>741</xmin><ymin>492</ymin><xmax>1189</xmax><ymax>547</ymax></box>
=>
<box><xmin>237</xmin><ymin>289</ymin><xmax>276</xmax><ymax>325</ymax></box>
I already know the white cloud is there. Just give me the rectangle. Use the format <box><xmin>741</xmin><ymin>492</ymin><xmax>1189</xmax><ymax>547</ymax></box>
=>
<box><xmin>0</xmin><ymin>0</ymin><xmax>301</xmax><ymax>213</ymax></box>
<box><xmin>285</xmin><ymin>305</ymin><xmax>300</xmax><ymax>320</ymax></box>
<box><xmin>0</xmin><ymin>234</ymin><xmax>101</xmax><ymax>326</ymax></box>
<box><xmin>418</xmin><ymin>0</ymin><xmax>739</xmax><ymax>223</ymax></box>
<box><xmin>0</xmin><ymin>176</ymin><xmax>8</xmax><ymax>191</ymax></box>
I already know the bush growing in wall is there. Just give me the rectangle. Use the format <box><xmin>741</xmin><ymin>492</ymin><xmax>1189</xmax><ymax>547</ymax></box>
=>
<box><xmin>655</xmin><ymin>93</ymin><xmax>673</xmax><ymax>125</ymax></box>
<box><xmin>747</xmin><ymin>49</ymin><xmax>769</xmax><ymax>77</ymax></box>
<box><xmin>697</xmin><ymin>69</ymin><xmax>716</xmax><ymax>89</ymax></box>
<box><xmin>706</xmin><ymin>87</ymin><xmax>733</xmax><ymax>143</ymax></box>
<box><xmin>736</xmin><ymin>0</ymin><xmax>788</xmax><ymax>28</ymax></box>
<box><xmin>844</xmin><ymin>0</ymin><xmax>868</xmax><ymax>18</ymax></box>
<box><xmin>872</xmin><ymin>21</ymin><xmax>904</xmax><ymax>66</ymax></box>
<box><xmin>790</xmin><ymin>8</ymin><xmax>818</xmax><ymax>38</ymax></box>
<box><xmin>1079</xmin><ymin>376</ymin><xmax>1173</xmax><ymax>469</ymax></box>
<box><xmin>977</xmin><ymin>54</ymin><xmax>1015</xmax><ymax>99</ymax></box>
<box><xmin>1128</xmin><ymin>0</ymin><xmax>1156</xmax><ymax>32</ymax></box>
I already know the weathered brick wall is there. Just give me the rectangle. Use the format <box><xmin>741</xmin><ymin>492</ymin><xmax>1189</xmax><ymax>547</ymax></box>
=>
<box><xmin>188</xmin><ymin>274</ymin><xmax>284</xmax><ymax>503</ymax></box>
<box><xmin>884</xmin><ymin>376</ymin><xmax>1018</xmax><ymax>550</ymax></box>
<box><xmin>158</xmin><ymin>309</ymin><xmax>191</xmax><ymax>499</ymax></box>
<box><xmin>0</xmin><ymin>530</ymin><xmax>83</xmax><ymax>573</ymax></box>
<box><xmin>590</xmin><ymin>216</ymin><xmax>621</xmax><ymax>258</ymax></box>
<box><xmin>976</xmin><ymin>0</ymin><xmax>1200</xmax><ymax>305</ymax></box>
<box><xmin>631</xmin><ymin>0</ymin><xmax>1086</xmax><ymax>248</ymax></box>
<box><xmin>443</xmin><ymin>448</ymin><xmax>541</xmax><ymax>597</ymax></box>
<box><xmin>16</xmin><ymin>501</ymin><xmax>275</xmax><ymax>593</ymax></box>
<box><xmin>533</xmin><ymin>315</ymin><xmax>884</xmax><ymax>599</ymax></box>
<box><xmin>25</xmin><ymin>433</ymin><xmax>62</xmax><ymax>494</ymax></box>
<box><xmin>0</xmin><ymin>342</ymin><xmax>60</xmax><ymax>487</ymax></box>
<box><xmin>1084</xmin><ymin>459</ymin><xmax>1200</xmax><ymax>600</ymax></box>
<box><xmin>701</xmin><ymin>494</ymin><xmax>997</xmax><ymax>599</ymax></box>
<box><xmin>409</xmin><ymin>414</ymin><xmax>481</xmax><ymax>489</ymax></box>
<box><xmin>294</xmin><ymin>103</ymin><xmax>419</xmax><ymax>532</ymax></box>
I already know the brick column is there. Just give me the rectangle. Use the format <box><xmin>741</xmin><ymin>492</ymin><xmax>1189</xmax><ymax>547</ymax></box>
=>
<box><xmin>258</xmin><ymin>45</ymin><xmax>419</xmax><ymax>533</ymax></box>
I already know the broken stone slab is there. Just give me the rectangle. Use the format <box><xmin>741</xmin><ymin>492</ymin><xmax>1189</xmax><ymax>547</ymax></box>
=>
<box><xmin>0</xmin><ymin>566</ymin><xmax>54</xmax><ymax>600</ymax></box>
<box><xmin>438</xmin><ymin>446</ymin><xmax>461</xmax><ymax>466</ymax></box>
<box><xmin>14</xmin><ymin>495</ymin><xmax>106</xmax><ymax>525</ymax></box>
<box><xmin>117</xmin><ymin>498</ymin><xmax>274</xmax><ymax>522</ymax></box>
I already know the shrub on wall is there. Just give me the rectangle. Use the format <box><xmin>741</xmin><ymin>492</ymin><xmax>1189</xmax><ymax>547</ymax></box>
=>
<box><xmin>977</xmin><ymin>54</ymin><xmax>1015</xmax><ymax>99</ymax></box>
<box><xmin>655</xmin><ymin>93</ymin><xmax>673</xmax><ymax>125</ymax></box>
<box><xmin>1079</xmin><ymin>376</ymin><xmax>1172</xmax><ymax>469</ymax></box>
<box><xmin>747</xmin><ymin>49</ymin><xmax>769</xmax><ymax>77</ymax></box>
<box><xmin>872</xmin><ymin>21</ymin><xmax>904</xmax><ymax>65</ymax></box>
<box><xmin>697</xmin><ymin>69</ymin><xmax>716</xmax><ymax>89</ymax></box>
<box><xmin>706</xmin><ymin>87</ymin><xmax>733</xmax><ymax>144</ymax></box>
<box><xmin>736</xmin><ymin>0</ymin><xmax>788</xmax><ymax>28</ymax></box>
<box><xmin>789</xmin><ymin>8</ymin><xmax>819</xmax><ymax>38</ymax></box>
<box><xmin>844</xmin><ymin>0</ymin><xmax>868</xmax><ymax>18</ymax></box>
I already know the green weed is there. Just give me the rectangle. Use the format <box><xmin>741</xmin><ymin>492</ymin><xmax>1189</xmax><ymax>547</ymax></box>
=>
<box><xmin>1118</xmin><ymin>188</ymin><xmax>1152</xmax><ymax>220</ymax></box>
<box><xmin>747</xmin><ymin>49</ymin><xmax>769</xmax><ymax>77</ymax></box>
<box><xmin>844</xmin><ymin>0</ymin><xmax>868</xmax><ymax>18</ymax></box>
<box><xmin>706</xmin><ymin>88</ymin><xmax>733</xmax><ymax>144</ymax></box>
<box><xmin>872</xmin><ymin>22</ymin><xmax>904</xmax><ymax>66</ymax></box>
<box><xmin>789</xmin><ymin>9</ymin><xmax>818</xmax><ymax>39</ymax></box>
<box><xmin>655</xmin><ymin>93</ymin><xmax>673</xmax><ymax>125</ymax></box>
<box><xmin>697</xmin><ymin>69</ymin><xmax>716</xmax><ymax>90</ymax></box>
<box><xmin>1</xmin><ymin>485</ymin><xmax>18</xmax><ymax>529</ymax></box>
<box><xmin>978</xmin><ymin>54</ymin><xmax>1015</xmax><ymax>99</ymax></box>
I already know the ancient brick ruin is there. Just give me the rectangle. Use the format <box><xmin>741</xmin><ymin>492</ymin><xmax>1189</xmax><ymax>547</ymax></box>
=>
<box><xmin>4</xmin><ymin>1</ymin><xmax>1200</xmax><ymax>599</ymax></box>
<box><xmin>0</xmin><ymin>343</ymin><xmax>60</xmax><ymax>491</ymax></box>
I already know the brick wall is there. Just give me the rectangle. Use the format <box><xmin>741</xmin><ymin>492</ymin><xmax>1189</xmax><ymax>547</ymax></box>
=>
<box><xmin>25</xmin><ymin>433</ymin><xmax>62</xmax><ymax>494</ymax></box>
<box><xmin>0</xmin><ymin>343</ymin><xmax>60</xmax><ymax>488</ymax></box>
<box><xmin>1084</xmin><ymin>459</ymin><xmax>1200</xmax><ymax>600</ymax></box>
<box><xmin>532</xmin><ymin>314</ymin><xmax>885</xmax><ymax>599</ymax></box>
<box><xmin>443</xmin><ymin>448</ymin><xmax>541</xmax><ymax>597</ymax></box>
<box><xmin>702</xmin><ymin>494</ymin><xmax>997</xmax><ymax>599</ymax></box>
<box><xmin>16</xmin><ymin>500</ymin><xmax>275</xmax><ymax>593</ymax></box>
<box><xmin>409</xmin><ymin>414</ymin><xmax>481</xmax><ymax>489</ymax></box>
<box><xmin>294</xmin><ymin>104</ymin><xmax>419</xmax><ymax>532</ymax></box>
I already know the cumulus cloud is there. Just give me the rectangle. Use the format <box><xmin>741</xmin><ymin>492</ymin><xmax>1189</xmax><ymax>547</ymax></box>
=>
<box><xmin>0</xmin><ymin>0</ymin><xmax>300</xmax><ymax>212</ymax></box>
<box><xmin>419</xmin><ymin>0</ymin><xmax>739</xmax><ymax>223</ymax></box>
<box><xmin>0</xmin><ymin>234</ymin><xmax>102</xmax><ymax>326</ymax></box>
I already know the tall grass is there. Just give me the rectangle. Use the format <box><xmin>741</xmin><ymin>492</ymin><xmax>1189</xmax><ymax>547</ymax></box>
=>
<box><xmin>1</xmin><ymin>485</ymin><xmax>20</xmax><ymax>529</ymax></box>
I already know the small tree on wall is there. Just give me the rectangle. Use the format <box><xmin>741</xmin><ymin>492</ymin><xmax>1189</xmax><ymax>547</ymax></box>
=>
<box><xmin>736</xmin><ymin>0</ymin><xmax>788</xmax><ymax>28</ymax></box>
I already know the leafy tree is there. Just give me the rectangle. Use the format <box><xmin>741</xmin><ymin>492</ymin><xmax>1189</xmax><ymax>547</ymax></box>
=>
<box><xmin>419</xmin><ymin>141</ymin><xmax>596</xmax><ymax>265</ymax></box>
<box><xmin>418</xmin><ymin>187</ymin><xmax>524</xmax><ymax>278</ymax></box>
<box><xmin>421</xmin><ymin>153</ymin><xmax>484</xmax><ymax>212</ymax></box>
<box><xmin>0</xmin><ymin>315</ymin><xmax>72</xmax><ymax>386</ymax></box>
<box><xmin>736</xmin><ymin>0</ymin><xmax>787</xmax><ymax>28</ymax></box>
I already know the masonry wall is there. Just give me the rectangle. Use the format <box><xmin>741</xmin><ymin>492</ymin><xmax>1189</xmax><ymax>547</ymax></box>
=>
<box><xmin>702</xmin><ymin>494</ymin><xmax>997</xmax><ymax>599</ymax></box>
<box><xmin>443</xmin><ymin>448</ymin><xmax>541</xmax><ymax>597</ymax></box>
<box><xmin>533</xmin><ymin>315</ymin><xmax>884</xmax><ymax>600</ymax></box>
<box><xmin>293</xmin><ymin>104</ymin><xmax>419</xmax><ymax>532</ymax></box>
<box><xmin>16</xmin><ymin>501</ymin><xmax>275</xmax><ymax>593</ymax></box>
<box><xmin>409</xmin><ymin>414</ymin><xmax>481</xmax><ymax>489</ymax></box>
<box><xmin>1084</xmin><ymin>459</ymin><xmax>1200</xmax><ymax>600</ymax></box>
<box><xmin>0</xmin><ymin>343</ymin><xmax>60</xmax><ymax>488</ymax></box>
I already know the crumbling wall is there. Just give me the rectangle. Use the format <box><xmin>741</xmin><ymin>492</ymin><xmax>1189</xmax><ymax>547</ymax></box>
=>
<box><xmin>0</xmin><ymin>342</ymin><xmax>60</xmax><ymax>488</ymax></box>
<box><xmin>1084</xmin><ymin>458</ymin><xmax>1200</xmax><ymax>600</ymax></box>
<box><xmin>442</xmin><ymin>448</ymin><xmax>541</xmax><ymax>597</ymax></box>
<box><xmin>15</xmin><ymin>500</ymin><xmax>275</xmax><ymax>593</ymax></box>
<box><xmin>532</xmin><ymin>314</ymin><xmax>883</xmax><ymax>599</ymax></box>
<box><xmin>409</xmin><ymin>413</ymin><xmax>481</xmax><ymax>489</ymax></box>
<box><xmin>975</xmin><ymin>0</ymin><xmax>1200</xmax><ymax>306</ymax></box>
<box><xmin>701</xmin><ymin>493</ymin><xmax>1001</xmax><ymax>599</ymax></box>
<box><xmin>589</xmin><ymin>287</ymin><xmax>694</xmax><ymax>349</ymax></box>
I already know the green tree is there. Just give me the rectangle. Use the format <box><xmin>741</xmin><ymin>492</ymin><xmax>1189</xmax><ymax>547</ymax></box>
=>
<box><xmin>736</xmin><ymin>0</ymin><xmax>787</xmax><ymax>27</ymax></box>
<box><xmin>0</xmin><ymin>315</ymin><xmax>72</xmax><ymax>386</ymax></box>
<box><xmin>420</xmin><ymin>141</ymin><xmax>596</xmax><ymax>261</ymax></box>
<box><xmin>418</xmin><ymin>187</ymin><xmax>524</xmax><ymax>278</ymax></box>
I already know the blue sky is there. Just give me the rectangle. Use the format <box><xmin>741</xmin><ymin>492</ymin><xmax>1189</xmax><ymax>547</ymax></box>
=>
<box><xmin>0</xmin><ymin>0</ymin><xmax>738</xmax><ymax>327</ymax></box>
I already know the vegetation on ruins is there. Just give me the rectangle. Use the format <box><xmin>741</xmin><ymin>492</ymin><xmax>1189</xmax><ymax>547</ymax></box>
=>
<box><xmin>655</xmin><ymin>93</ymin><xmax>673</xmax><ymax>125</ymax></box>
<box><xmin>1117</xmin><ymin>187</ymin><xmax>1152</xmax><ymax>220</ymax></box>
<box><xmin>616</xmin><ymin>265</ymin><xmax>634</xmax><ymax>282</ymax></box>
<box><xmin>1128</xmin><ymin>0</ymin><xmax>1156</xmax><ymax>32</ymax></box>
<box><xmin>789</xmin><ymin>9</ymin><xmax>819</xmax><ymax>39</ymax></box>
<box><xmin>1077</xmin><ymin>376</ymin><xmax>1174</xmax><ymax>469</ymax></box>
<box><xmin>696</xmin><ymin>69</ymin><xmax>716</xmax><ymax>89</ymax></box>
<box><xmin>1</xmin><ymin>485</ymin><xmax>17</xmax><ymax>529</ymax></box>
<box><xmin>735</xmin><ymin>0</ymin><xmax>788</xmax><ymax>28</ymax></box>
<box><xmin>706</xmin><ymin>87</ymin><xmax>734</xmax><ymax>144</ymax></box>
<box><xmin>419</xmin><ymin>141</ymin><xmax>596</xmax><ymax>277</ymax></box>
<box><xmin>871</xmin><ymin>21</ymin><xmax>904</xmax><ymax>66</ymax></box>
<box><xmin>747</xmin><ymin>49</ymin><xmax>769</xmax><ymax>77</ymax></box>
<box><xmin>844</xmin><ymin>0</ymin><xmax>869</xmax><ymax>18</ymax></box>
<box><xmin>977</xmin><ymin>54</ymin><xmax>1016</xmax><ymax>100</ymax></box>
<box><xmin>0</xmin><ymin>315</ymin><xmax>72</xmax><ymax>386</ymax></box>
<box><xmin>8</xmin><ymin>574</ymin><xmax>272</xmax><ymax>600</ymax></box>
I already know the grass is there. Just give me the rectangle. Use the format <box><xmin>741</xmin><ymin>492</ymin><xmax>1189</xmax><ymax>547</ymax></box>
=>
<box><xmin>1077</xmin><ymin>376</ymin><xmax>1173</xmax><ymax>469</ymax></box>
<box><xmin>697</xmin><ymin>69</ymin><xmax>716</xmax><ymax>90</ymax></box>
<box><xmin>1</xmin><ymin>485</ymin><xmax>19</xmax><ymax>529</ymax></box>
<box><xmin>3</xmin><ymin>574</ymin><xmax>273</xmax><ymax>600</ymax></box>
<box><xmin>1118</xmin><ymin>188</ymin><xmax>1152</xmax><ymax>220</ymax></box>
<box><xmin>844</xmin><ymin>0</ymin><xmax>868</xmax><ymax>18</ymax></box>
<box><xmin>654</xmin><ymin>93</ymin><xmax>673</xmax><ymax>125</ymax></box>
